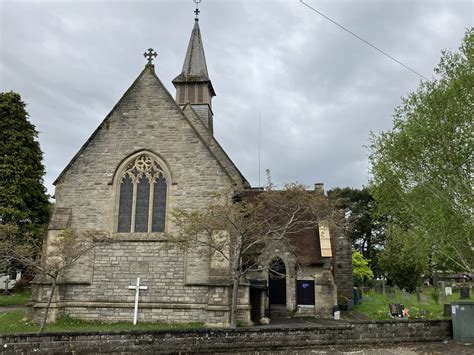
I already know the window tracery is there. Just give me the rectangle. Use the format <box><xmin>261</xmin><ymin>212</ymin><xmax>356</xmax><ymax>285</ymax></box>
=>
<box><xmin>117</xmin><ymin>154</ymin><xmax>167</xmax><ymax>233</ymax></box>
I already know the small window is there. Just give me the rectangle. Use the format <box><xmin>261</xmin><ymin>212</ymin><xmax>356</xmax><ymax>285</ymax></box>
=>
<box><xmin>297</xmin><ymin>280</ymin><xmax>315</xmax><ymax>305</ymax></box>
<box><xmin>197</xmin><ymin>84</ymin><xmax>203</xmax><ymax>103</ymax></box>
<box><xmin>117</xmin><ymin>154</ymin><xmax>167</xmax><ymax>233</ymax></box>
<box><xmin>179</xmin><ymin>86</ymin><xmax>185</xmax><ymax>104</ymax></box>
<box><xmin>188</xmin><ymin>84</ymin><xmax>196</xmax><ymax>102</ymax></box>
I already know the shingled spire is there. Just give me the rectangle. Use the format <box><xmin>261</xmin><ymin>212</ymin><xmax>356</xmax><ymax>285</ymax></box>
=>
<box><xmin>173</xmin><ymin>18</ymin><xmax>216</xmax><ymax>133</ymax></box>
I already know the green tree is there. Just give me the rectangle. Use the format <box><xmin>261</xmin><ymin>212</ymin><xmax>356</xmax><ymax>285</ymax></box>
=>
<box><xmin>328</xmin><ymin>187</ymin><xmax>385</xmax><ymax>277</ymax></box>
<box><xmin>369</xmin><ymin>29</ymin><xmax>473</xmax><ymax>282</ymax></box>
<box><xmin>352</xmin><ymin>248</ymin><xmax>374</xmax><ymax>287</ymax></box>
<box><xmin>0</xmin><ymin>92</ymin><xmax>51</xmax><ymax>228</ymax></box>
<box><xmin>0</xmin><ymin>92</ymin><xmax>51</xmax><ymax>286</ymax></box>
<box><xmin>378</xmin><ymin>227</ymin><xmax>428</xmax><ymax>291</ymax></box>
<box><xmin>0</xmin><ymin>225</ymin><xmax>110</xmax><ymax>333</ymax></box>
<box><xmin>172</xmin><ymin>183</ymin><xmax>338</xmax><ymax>328</ymax></box>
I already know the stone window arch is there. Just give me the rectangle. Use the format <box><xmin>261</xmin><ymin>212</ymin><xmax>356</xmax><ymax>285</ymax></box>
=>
<box><xmin>116</xmin><ymin>153</ymin><xmax>168</xmax><ymax>233</ymax></box>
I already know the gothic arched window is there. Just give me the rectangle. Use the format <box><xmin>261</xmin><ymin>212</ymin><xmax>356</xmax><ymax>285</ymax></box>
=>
<box><xmin>117</xmin><ymin>154</ymin><xmax>167</xmax><ymax>233</ymax></box>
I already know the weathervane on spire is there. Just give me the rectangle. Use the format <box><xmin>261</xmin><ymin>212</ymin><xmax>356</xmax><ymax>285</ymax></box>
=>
<box><xmin>194</xmin><ymin>0</ymin><xmax>201</xmax><ymax>20</ymax></box>
<box><xmin>143</xmin><ymin>48</ymin><xmax>157</xmax><ymax>65</ymax></box>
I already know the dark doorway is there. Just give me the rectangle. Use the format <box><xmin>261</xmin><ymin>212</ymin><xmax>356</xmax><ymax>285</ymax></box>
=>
<box><xmin>250</xmin><ymin>288</ymin><xmax>261</xmax><ymax>323</ymax></box>
<box><xmin>249</xmin><ymin>279</ymin><xmax>267</xmax><ymax>324</ymax></box>
<box><xmin>268</xmin><ymin>258</ymin><xmax>286</xmax><ymax>305</ymax></box>
<box><xmin>297</xmin><ymin>280</ymin><xmax>315</xmax><ymax>305</ymax></box>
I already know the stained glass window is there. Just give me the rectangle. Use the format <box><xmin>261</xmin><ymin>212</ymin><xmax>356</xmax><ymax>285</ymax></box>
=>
<box><xmin>152</xmin><ymin>176</ymin><xmax>167</xmax><ymax>232</ymax></box>
<box><xmin>134</xmin><ymin>176</ymin><xmax>150</xmax><ymax>232</ymax></box>
<box><xmin>116</xmin><ymin>154</ymin><xmax>167</xmax><ymax>233</ymax></box>
<box><xmin>117</xmin><ymin>175</ymin><xmax>133</xmax><ymax>232</ymax></box>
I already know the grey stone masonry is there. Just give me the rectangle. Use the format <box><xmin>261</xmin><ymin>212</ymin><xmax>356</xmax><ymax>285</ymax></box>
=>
<box><xmin>333</xmin><ymin>226</ymin><xmax>354</xmax><ymax>304</ymax></box>
<box><xmin>29</xmin><ymin>64</ymin><xmax>248</xmax><ymax>327</ymax></box>
<box><xmin>0</xmin><ymin>320</ymin><xmax>453</xmax><ymax>354</ymax></box>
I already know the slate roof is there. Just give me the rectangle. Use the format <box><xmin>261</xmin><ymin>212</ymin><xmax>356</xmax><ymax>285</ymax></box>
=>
<box><xmin>53</xmin><ymin>65</ymin><xmax>248</xmax><ymax>188</ymax></box>
<box><xmin>241</xmin><ymin>190</ymin><xmax>325</xmax><ymax>266</ymax></box>
<box><xmin>172</xmin><ymin>19</ymin><xmax>215</xmax><ymax>95</ymax></box>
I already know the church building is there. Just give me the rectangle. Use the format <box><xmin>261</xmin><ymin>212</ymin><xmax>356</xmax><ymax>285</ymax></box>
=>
<box><xmin>29</xmin><ymin>11</ymin><xmax>353</xmax><ymax>327</ymax></box>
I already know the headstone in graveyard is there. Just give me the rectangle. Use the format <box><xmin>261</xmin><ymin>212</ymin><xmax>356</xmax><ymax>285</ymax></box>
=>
<box><xmin>402</xmin><ymin>290</ymin><xmax>410</xmax><ymax>302</ymax></box>
<box><xmin>445</xmin><ymin>286</ymin><xmax>452</xmax><ymax>296</ymax></box>
<box><xmin>416</xmin><ymin>287</ymin><xmax>422</xmax><ymax>302</ymax></box>
<box><xmin>375</xmin><ymin>283</ymin><xmax>383</xmax><ymax>294</ymax></box>
<box><xmin>443</xmin><ymin>304</ymin><xmax>451</xmax><ymax>317</ymax></box>
<box><xmin>388</xmin><ymin>303</ymin><xmax>405</xmax><ymax>318</ymax></box>
<box><xmin>438</xmin><ymin>291</ymin><xmax>446</xmax><ymax>305</ymax></box>
<box><xmin>387</xmin><ymin>287</ymin><xmax>396</xmax><ymax>300</ymax></box>
<box><xmin>460</xmin><ymin>286</ymin><xmax>470</xmax><ymax>299</ymax></box>
<box><xmin>416</xmin><ymin>287</ymin><xmax>427</xmax><ymax>303</ymax></box>
<box><xmin>437</xmin><ymin>281</ymin><xmax>446</xmax><ymax>304</ymax></box>
<box><xmin>420</xmin><ymin>293</ymin><xmax>428</xmax><ymax>303</ymax></box>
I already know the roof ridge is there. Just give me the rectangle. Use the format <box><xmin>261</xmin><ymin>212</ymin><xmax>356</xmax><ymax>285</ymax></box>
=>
<box><xmin>54</xmin><ymin>65</ymin><xmax>247</xmax><ymax>189</ymax></box>
<box><xmin>53</xmin><ymin>65</ymin><xmax>155</xmax><ymax>185</ymax></box>
<box><xmin>182</xmin><ymin>104</ymin><xmax>250</xmax><ymax>188</ymax></box>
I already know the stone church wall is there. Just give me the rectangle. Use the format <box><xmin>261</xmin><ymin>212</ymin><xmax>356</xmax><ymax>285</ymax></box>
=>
<box><xmin>59</xmin><ymin>243</ymin><xmax>210</xmax><ymax>323</ymax></box>
<box><xmin>333</xmin><ymin>227</ymin><xmax>354</xmax><ymax>305</ymax></box>
<box><xmin>29</xmin><ymin>67</ymin><xmax>245</xmax><ymax>326</ymax></box>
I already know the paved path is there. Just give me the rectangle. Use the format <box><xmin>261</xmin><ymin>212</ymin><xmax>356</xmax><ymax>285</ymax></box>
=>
<box><xmin>236</xmin><ymin>341</ymin><xmax>474</xmax><ymax>354</ymax></box>
<box><xmin>254</xmin><ymin>317</ymin><xmax>349</xmax><ymax>328</ymax></box>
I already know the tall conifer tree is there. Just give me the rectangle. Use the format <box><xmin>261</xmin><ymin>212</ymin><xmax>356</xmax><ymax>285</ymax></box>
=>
<box><xmin>0</xmin><ymin>92</ymin><xmax>50</xmax><ymax>230</ymax></box>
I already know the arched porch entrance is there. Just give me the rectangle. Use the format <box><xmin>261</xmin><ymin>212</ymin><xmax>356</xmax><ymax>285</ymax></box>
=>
<box><xmin>268</xmin><ymin>258</ymin><xmax>286</xmax><ymax>307</ymax></box>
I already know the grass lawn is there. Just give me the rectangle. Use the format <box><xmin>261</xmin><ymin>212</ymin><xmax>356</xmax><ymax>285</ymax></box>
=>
<box><xmin>0</xmin><ymin>291</ymin><xmax>30</xmax><ymax>307</ymax></box>
<box><xmin>353</xmin><ymin>288</ymin><xmax>462</xmax><ymax>320</ymax></box>
<box><xmin>0</xmin><ymin>310</ymin><xmax>204</xmax><ymax>335</ymax></box>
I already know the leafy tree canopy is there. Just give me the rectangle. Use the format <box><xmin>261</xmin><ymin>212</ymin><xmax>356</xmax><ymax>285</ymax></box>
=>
<box><xmin>0</xmin><ymin>92</ymin><xmax>51</xmax><ymax>229</ymax></box>
<box><xmin>352</xmin><ymin>248</ymin><xmax>374</xmax><ymax>286</ymax></box>
<box><xmin>328</xmin><ymin>187</ymin><xmax>385</xmax><ymax>277</ymax></box>
<box><xmin>172</xmin><ymin>181</ymin><xmax>339</xmax><ymax>327</ymax></box>
<box><xmin>369</xmin><ymin>29</ymin><xmax>473</xmax><ymax>278</ymax></box>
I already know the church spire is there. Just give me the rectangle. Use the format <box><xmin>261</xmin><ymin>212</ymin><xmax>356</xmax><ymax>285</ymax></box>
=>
<box><xmin>173</xmin><ymin>4</ymin><xmax>216</xmax><ymax>133</ymax></box>
<box><xmin>180</xmin><ymin>19</ymin><xmax>210</xmax><ymax>81</ymax></box>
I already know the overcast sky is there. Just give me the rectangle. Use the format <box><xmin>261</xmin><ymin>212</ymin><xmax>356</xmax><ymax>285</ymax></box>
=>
<box><xmin>1</xmin><ymin>0</ymin><xmax>472</xmax><ymax>195</ymax></box>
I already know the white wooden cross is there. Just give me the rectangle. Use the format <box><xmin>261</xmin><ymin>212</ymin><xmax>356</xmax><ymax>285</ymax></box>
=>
<box><xmin>128</xmin><ymin>277</ymin><xmax>148</xmax><ymax>325</ymax></box>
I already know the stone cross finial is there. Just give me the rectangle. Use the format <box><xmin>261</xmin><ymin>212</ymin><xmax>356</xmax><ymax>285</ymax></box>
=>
<box><xmin>194</xmin><ymin>0</ymin><xmax>201</xmax><ymax>19</ymax></box>
<box><xmin>143</xmin><ymin>48</ymin><xmax>157</xmax><ymax>65</ymax></box>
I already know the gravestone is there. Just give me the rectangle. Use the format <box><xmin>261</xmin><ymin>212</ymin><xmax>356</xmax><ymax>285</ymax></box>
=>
<box><xmin>460</xmin><ymin>286</ymin><xmax>470</xmax><ymax>299</ymax></box>
<box><xmin>416</xmin><ymin>287</ymin><xmax>423</xmax><ymax>302</ymax></box>
<box><xmin>438</xmin><ymin>281</ymin><xmax>446</xmax><ymax>304</ymax></box>
<box><xmin>445</xmin><ymin>287</ymin><xmax>452</xmax><ymax>296</ymax></box>
<box><xmin>375</xmin><ymin>284</ymin><xmax>383</xmax><ymax>294</ymax></box>
<box><xmin>438</xmin><ymin>291</ymin><xmax>446</xmax><ymax>305</ymax></box>
<box><xmin>402</xmin><ymin>290</ymin><xmax>410</xmax><ymax>302</ymax></box>
<box><xmin>443</xmin><ymin>304</ymin><xmax>451</xmax><ymax>317</ymax></box>
<box><xmin>416</xmin><ymin>287</ymin><xmax>428</xmax><ymax>303</ymax></box>
<box><xmin>386</xmin><ymin>287</ymin><xmax>396</xmax><ymax>299</ymax></box>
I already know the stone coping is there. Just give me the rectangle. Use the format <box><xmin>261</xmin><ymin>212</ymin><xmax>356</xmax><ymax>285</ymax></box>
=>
<box><xmin>0</xmin><ymin>319</ymin><xmax>451</xmax><ymax>339</ymax></box>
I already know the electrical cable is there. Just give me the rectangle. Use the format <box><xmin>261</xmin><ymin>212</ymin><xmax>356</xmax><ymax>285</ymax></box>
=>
<box><xmin>299</xmin><ymin>0</ymin><xmax>428</xmax><ymax>80</ymax></box>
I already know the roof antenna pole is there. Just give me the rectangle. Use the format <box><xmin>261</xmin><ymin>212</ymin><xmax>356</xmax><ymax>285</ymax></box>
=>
<box><xmin>194</xmin><ymin>0</ymin><xmax>201</xmax><ymax>20</ymax></box>
<box><xmin>258</xmin><ymin>112</ymin><xmax>261</xmax><ymax>187</ymax></box>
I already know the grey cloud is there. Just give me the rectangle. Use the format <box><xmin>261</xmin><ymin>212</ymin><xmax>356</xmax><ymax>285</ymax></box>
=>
<box><xmin>1</xmin><ymin>0</ymin><xmax>471</xmax><ymax>194</ymax></box>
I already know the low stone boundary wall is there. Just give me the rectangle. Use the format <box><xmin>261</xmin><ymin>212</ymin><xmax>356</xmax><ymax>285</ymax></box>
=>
<box><xmin>0</xmin><ymin>320</ymin><xmax>452</xmax><ymax>354</ymax></box>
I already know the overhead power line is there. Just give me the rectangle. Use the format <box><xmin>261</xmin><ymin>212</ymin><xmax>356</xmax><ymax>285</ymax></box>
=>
<box><xmin>299</xmin><ymin>0</ymin><xmax>428</xmax><ymax>80</ymax></box>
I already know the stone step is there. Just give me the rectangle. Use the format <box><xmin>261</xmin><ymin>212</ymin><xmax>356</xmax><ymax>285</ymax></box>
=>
<box><xmin>270</xmin><ymin>305</ymin><xmax>290</xmax><ymax>319</ymax></box>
